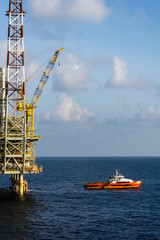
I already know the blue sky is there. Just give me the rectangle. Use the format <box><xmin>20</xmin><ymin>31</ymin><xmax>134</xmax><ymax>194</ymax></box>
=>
<box><xmin>1</xmin><ymin>0</ymin><xmax>160</xmax><ymax>156</ymax></box>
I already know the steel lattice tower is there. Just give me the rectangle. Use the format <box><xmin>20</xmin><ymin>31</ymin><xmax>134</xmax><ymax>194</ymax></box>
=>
<box><xmin>0</xmin><ymin>0</ymin><xmax>27</xmax><ymax>195</ymax></box>
<box><xmin>4</xmin><ymin>0</ymin><xmax>26</xmax><ymax>175</ymax></box>
<box><xmin>0</xmin><ymin>0</ymin><xmax>60</xmax><ymax>195</ymax></box>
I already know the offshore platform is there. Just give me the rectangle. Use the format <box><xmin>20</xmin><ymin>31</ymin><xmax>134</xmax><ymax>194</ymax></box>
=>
<box><xmin>0</xmin><ymin>0</ymin><xmax>63</xmax><ymax>195</ymax></box>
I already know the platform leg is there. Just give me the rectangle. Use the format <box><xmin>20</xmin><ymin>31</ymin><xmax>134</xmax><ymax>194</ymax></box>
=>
<box><xmin>19</xmin><ymin>174</ymin><xmax>23</xmax><ymax>196</ymax></box>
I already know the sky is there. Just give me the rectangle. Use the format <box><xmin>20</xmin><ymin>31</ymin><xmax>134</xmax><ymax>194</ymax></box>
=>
<box><xmin>1</xmin><ymin>0</ymin><xmax>160</xmax><ymax>156</ymax></box>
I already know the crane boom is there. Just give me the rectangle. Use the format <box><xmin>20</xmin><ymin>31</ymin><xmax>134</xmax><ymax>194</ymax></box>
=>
<box><xmin>31</xmin><ymin>47</ymin><xmax>64</xmax><ymax>107</ymax></box>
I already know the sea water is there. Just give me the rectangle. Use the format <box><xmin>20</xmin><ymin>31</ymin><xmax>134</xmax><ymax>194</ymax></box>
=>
<box><xmin>0</xmin><ymin>157</ymin><xmax>160</xmax><ymax>240</ymax></box>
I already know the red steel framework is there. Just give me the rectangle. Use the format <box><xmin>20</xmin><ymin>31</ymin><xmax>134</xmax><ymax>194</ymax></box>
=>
<box><xmin>3</xmin><ymin>0</ymin><xmax>26</xmax><ymax>178</ymax></box>
<box><xmin>6</xmin><ymin>0</ymin><xmax>25</xmax><ymax>97</ymax></box>
<box><xmin>0</xmin><ymin>0</ymin><xmax>43</xmax><ymax>195</ymax></box>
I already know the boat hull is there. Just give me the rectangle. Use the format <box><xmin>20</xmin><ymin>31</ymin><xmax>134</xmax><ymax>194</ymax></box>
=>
<box><xmin>84</xmin><ymin>182</ymin><xmax>106</xmax><ymax>190</ymax></box>
<box><xmin>85</xmin><ymin>181</ymin><xmax>141</xmax><ymax>190</ymax></box>
<box><xmin>103</xmin><ymin>181</ymin><xmax>141</xmax><ymax>189</ymax></box>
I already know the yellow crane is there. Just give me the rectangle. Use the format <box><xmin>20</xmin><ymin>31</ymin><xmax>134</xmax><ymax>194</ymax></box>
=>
<box><xmin>18</xmin><ymin>47</ymin><xmax>64</xmax><ymax>138</ymax></box>
<box><xmin>12</xmin><ymin>47</ymin><xmax>63</xmax><ymax>183</ymax></box>
<box><xmin>31</xmin><ymin>47</ymin><xmax>64</xmax><ymax>107</ymax></box>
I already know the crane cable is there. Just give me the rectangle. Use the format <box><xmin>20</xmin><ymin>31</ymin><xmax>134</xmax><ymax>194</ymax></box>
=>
<box><xmin>26</xmin><ymin>55</ymin><xmax>53</xmax><ymax>82</ymax></box>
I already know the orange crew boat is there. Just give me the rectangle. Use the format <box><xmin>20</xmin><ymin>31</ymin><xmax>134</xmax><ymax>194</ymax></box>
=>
<box><xmin>84</xmin><ymin>170</ymin><xmax>141</xmax><ymax>190</ymax></box>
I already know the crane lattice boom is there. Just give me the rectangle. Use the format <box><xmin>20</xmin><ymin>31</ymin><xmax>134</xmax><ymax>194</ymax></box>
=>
<box><xmin>31</xmin><ymin>47</ymin><xmax>64</xmax><ymax>107</ymax></box>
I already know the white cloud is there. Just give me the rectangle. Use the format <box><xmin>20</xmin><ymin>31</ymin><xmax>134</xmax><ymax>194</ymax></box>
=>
<box><xmin>0</xmin><ymin>41</ymin><xmax>7</xmax><ymax>67</ymax></box>
<box><xmin>107</xmin><ymin>56</ymin><xmax>130</xmax><ymax>88</ymax></box>
<box><xmin>28</xmin><ymin>0</ymin><xmax>110</xmax><ymax>22</ymax></box>
<box><xmin>42</xmin><ymin>93</ymin><xmax>95</xmax><ymax>123</ymax></box>
<box><xmin>136</xmin><ymin>102</ymin><xmax>160</xmax><ymax>120</ymax></box>
<box><xmin>106</xmin><ymin>56</ymin><xmax>154</xmax><ymax>89</ymax></box>
<box><xmin>54</xmin><ymin>53</ymin><xmax>90</xmax><ymax>91</ymax></box>
<box><xmin>56</xmin><ymin>93</ymin><xmax>95</xmax><ymax>122</ymax></box>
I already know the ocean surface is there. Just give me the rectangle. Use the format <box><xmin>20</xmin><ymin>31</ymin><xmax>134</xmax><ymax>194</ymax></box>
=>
<box><xmin>0</xmin><ymin>157</ymin><xmax>160</xmax><ymax>240</ymax></box>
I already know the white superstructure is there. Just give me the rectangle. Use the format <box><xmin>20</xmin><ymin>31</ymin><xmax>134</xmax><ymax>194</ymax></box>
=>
<box><xmin>108</xmin><ymin>169</ymin><xmax>133</xmax><ymax>183</ymax></box>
